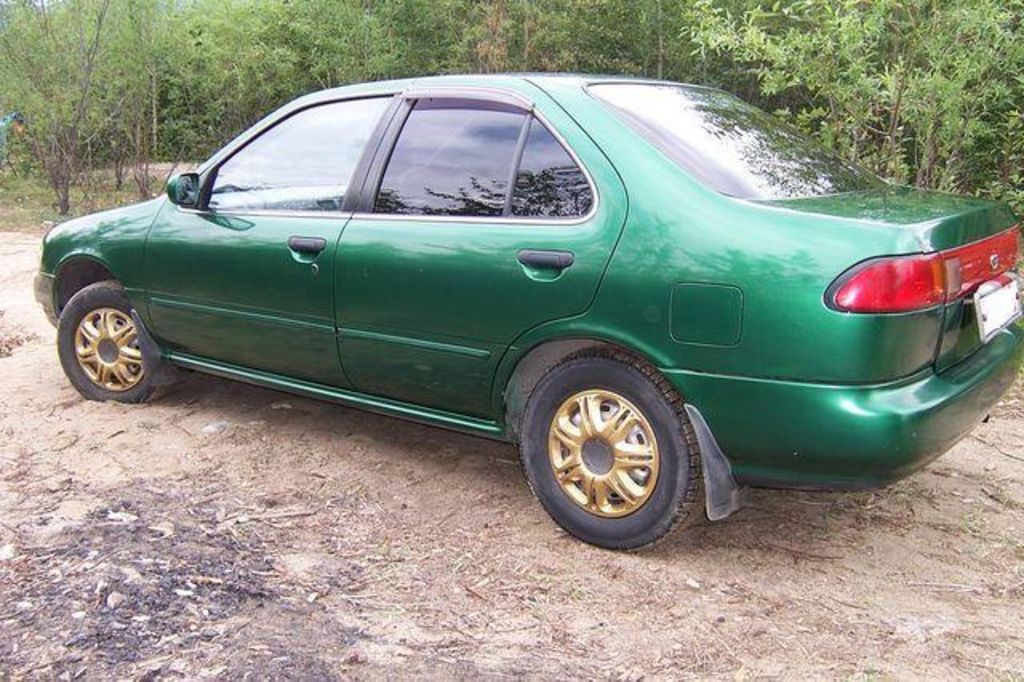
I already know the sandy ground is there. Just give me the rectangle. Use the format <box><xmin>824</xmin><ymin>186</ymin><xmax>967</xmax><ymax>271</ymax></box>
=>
<box><xmin>1</xmin><ymin>230</ymin><xmax>1023</xmax><ymax>679</ymax></box>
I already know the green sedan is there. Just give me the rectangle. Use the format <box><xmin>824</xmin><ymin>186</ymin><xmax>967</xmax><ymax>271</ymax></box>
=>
<box><xmin>34</xmin><ymin>75</ymin><xmax>1023</xmax><ymax>549</ymax></box>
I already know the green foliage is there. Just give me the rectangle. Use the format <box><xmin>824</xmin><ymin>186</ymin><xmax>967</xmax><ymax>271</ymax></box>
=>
<box><xmin>0</xmin><ymin>0</ymin><xmax>115</xmax><ymax>212</ymax></box>
<box><xmin>0</xmin><ymin>0</ymin><xmax>1021</xmax><ymax>214</ymax></box>
<box><xmin>685</xmin><ymin>0</ymin><xmax>1024</xmax><ymax>210</ymax></box>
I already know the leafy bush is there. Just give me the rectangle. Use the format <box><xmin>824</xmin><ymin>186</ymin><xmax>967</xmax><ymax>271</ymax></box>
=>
<box><xmin>685</xmin><ymin>0</ymin><xmax>1024</xmax><ymax>211</ymax></box>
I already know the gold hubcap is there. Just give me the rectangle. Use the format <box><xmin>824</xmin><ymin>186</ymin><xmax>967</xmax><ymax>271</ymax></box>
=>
<box><xmin>74</xmin><ymin>308</ymin><xmax>143</xmax><ymax>391</ymax></box>
<box><xmin>548</xmin><ymin>390</ymin><xmax>660</xmax><ymax>518</ymax></box>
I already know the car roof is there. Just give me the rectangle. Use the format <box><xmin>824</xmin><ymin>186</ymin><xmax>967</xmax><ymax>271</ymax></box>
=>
<box><xmin>290</xmin><ymin>73</ymin><xmax>710</xmax><ymax>108</ymax></box>
<box><xmin>199</xmin><ymin>73</ymin><xmax>714</xmax><ymax>174</ymax></box>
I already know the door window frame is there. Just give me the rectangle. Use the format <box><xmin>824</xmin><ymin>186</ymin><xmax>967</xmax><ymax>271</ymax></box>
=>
<box><xmin>179</xmin><ymin>93</ymin><xmax>403</xmax><ymax>219</ymax></box>
<box><xmin>350</xmin><ymin>87</ymin><xmax>599</xmax><ymax>225</ymax></box>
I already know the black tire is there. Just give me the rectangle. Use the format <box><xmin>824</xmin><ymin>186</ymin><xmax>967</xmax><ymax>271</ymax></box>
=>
<box><xmin>57</xmin><ymin>280</ymin><xmax>155</xmax><ymax>404</ymax></box>
<box><xmin>519</xmin><ymin>350</ymin><xmax>703</xmax><ymax>549</ymax></box>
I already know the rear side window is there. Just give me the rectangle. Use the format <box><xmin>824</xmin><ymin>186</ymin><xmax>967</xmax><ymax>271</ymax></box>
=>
<box><xmin>512</xmin><ymin>118</ymin><xmax>593</xmax><ymax>218</ymax></box>
<box><xmin>373</xmin><ymin>100</ymin><xmax>593</xmax><ymax>219</ymax></box>
<box><xmin>209</xmin><ymin>97</ymin><xmax>389</xmax><ymax>213</ymax></box>
<box><xmin>374</xmin><ymin>101</ymin><xmax>524</xmax><ymax>216</ymax></box>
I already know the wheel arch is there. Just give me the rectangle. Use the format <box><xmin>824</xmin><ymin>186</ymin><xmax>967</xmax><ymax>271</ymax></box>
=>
<box><xmin>53</xmin><ymin>255</ymin><xmax>118</xmax><ymax>317</ymax></box>
<box><xmin>499</xmin><ymin>334</ymin><xmax>745</xmax><ymax>523</ymax></box>
<box><xmin>498</xmin><ymin>335</ymin><xmax>683</xmax><ymax>442</ymax></box>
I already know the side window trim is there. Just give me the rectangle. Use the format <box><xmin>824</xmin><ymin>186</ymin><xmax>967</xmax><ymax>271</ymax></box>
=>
<box><xmin>353</xmin><ymin>97</ymin><xmax>415</xmax><ymax>214</ymax></box>
<box><xmin>192</xmin><ymin>93</ymin><xmax>397</xmax><ymax>217</ymax></box>
<box><xmin>502</xmin><ymin>117</ymin><xmax>534</xmax><ymax>216</ymax></box>
<box><xmin>341</xmin><ymin>95</ymin><xmax>408</xmax><ymax>213</ymax></box>
<box><xmin>355</xmin><ymin>94</ymin><xmax>600</xmax><ymax>224</ymax></box>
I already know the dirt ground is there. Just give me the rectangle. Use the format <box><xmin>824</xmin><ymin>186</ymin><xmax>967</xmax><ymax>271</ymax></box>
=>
<box><xmin>1</xmin><ymin>230</ymin><xmax>1023</xmax><ymax>680</ymax></box>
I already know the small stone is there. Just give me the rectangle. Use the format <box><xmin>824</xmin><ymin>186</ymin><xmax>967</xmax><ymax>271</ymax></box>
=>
<box><xmin>71</xmin><ymin>611</ymin><xmax>86</xmax><ymax>620</ymax></box>
<box><xmin>105</xmin><ymin>591</ymin><xmax>126</xmax><ymax>609</ymax></box>
<box><xmin>614</xmin><ymin>666</ymin><xmax>644</xmax><ymax>682</ymax></box>
<box><xmin>119</xmin><ymin>565</ymin><xmax>144</xmax><ymax>584</ymax></box>
<box><xmin>45</xmin><ymin>477</ymin><xmax>72</xmax><ymax>493</ymax></box>
<box><xmin>174</xmin><ymin>589</ymin><xmax>194</xmax><ymax>597</ymax></box>
<box><xmin>106</xmin><ymin>510</ymin><xmax>138</xmax><ymax>523</ymax></box>
<box><xmin>15</xmin><ymin>600</ymin><xmax>32</xmax><ymax>611</ymax></box>
<box><xmin>271</xmin><ymin>402</ymin><xmax>292</xmax><ymax>410</ymax></box>
<box><xmin>685</xmin><ymin>578</ymin><xmax>701</xmax><ymax>590</ymax></box>
<box><xmin>148</xmin><ymin>521</ymin><xmax>175</xmax><ymax>538</ymax></box>
<box><xmin>0</xmin><ymin>544</ymin><xmax>16</xmax><ymax>561</ymax></box>
<box><xmin>199</xmin><ymin>666</ymin><xmax>227</xmax><ymax>678</ymax></box>
<box><xmin>202</xmin><ymin>421</ymin><xmax>229</xmax><ymax>434</ymax></box>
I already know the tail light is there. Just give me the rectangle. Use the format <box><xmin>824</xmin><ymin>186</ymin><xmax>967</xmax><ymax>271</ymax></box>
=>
<box><xmin>828</xmin><ymin>226</ymin><xmax>1021</xmax><ymax>313</ymax></box>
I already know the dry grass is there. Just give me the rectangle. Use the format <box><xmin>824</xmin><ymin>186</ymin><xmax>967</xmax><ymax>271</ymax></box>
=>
<box><xmin>0</xmin><ymin>166</ymin><xmax>182</xmax><ymax>234</ymax></box>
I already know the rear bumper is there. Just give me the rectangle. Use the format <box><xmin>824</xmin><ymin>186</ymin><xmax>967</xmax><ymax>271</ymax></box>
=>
<box><xmin>665</xmin><ymin>320</ymin><xmax>1023</xmax><ymax>488</ymax></box>
<box><xmin>34</xmin><ymin>272</ymin><xmax>57</xmax><ymax>327</ymax></box>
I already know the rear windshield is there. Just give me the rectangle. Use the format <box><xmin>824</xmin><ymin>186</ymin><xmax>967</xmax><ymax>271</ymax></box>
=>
<box><xmin>589</xmin><ymin>82</ymin><xmax>884</xmax><ymax>200</ymax></box>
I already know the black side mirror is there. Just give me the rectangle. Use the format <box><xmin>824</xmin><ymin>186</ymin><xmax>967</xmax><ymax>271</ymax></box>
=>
<box><xmin>166</xmin><ymin>172</ymin><xmax>200</xmax><ymax>208</ymax></box>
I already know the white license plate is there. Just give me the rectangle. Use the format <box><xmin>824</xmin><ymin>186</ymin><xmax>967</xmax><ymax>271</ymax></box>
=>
<box><xmin>975</xmin><ymin>276</ymin><xmax>1022</xmax><ymax>343</ymax></box>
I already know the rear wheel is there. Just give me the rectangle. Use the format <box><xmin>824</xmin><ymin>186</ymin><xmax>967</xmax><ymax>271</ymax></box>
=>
<box><xmin>57</xmin><ymin>281</ymin><xmax>154</xmax><ymax>403</ymax></box>
<box><xmin>519</xmin><ymin>351</ymin><xmax>703</xmax><ymax>549</ymax></box>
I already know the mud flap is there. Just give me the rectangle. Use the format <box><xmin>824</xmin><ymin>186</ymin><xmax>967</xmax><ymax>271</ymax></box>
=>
<box><xmin>684</xmin><ymin>404</ymin><xmax>745</xmax><ymax>521</ymax></box>
<box><xmin>130</xmin><ymin>310</ymin><xmax>179</xmax><ymax>387</ymax></box>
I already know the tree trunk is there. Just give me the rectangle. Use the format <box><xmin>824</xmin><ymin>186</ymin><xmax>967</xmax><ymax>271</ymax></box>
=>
<box><xmin>656</xmin><ymin>0</ymin><xmax>664</xmax><ymax>80</ymax></box>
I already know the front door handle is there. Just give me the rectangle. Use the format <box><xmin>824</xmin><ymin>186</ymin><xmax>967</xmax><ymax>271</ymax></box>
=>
<box><xmin>287</xmin><ymin>236</ymin><xmax>327</xmax><ymax>255</ymax></box>
<box><xmin>517</xmin><ymin>249</ymin><xmax>575</xmax><ymax>270</ymax></box>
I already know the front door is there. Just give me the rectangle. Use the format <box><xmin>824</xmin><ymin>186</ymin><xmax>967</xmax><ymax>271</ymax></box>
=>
<box><xmin>144</xmin><ymin>96</ymin><xmax>392</xmax><ymax>386</ymax></box>
<box><xmin>337</xmin><ymin>90</ymin><xmax>627</xmax><ymax>416</ymax></box>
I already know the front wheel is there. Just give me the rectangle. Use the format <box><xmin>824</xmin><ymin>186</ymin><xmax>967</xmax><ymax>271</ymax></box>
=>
<box><xmin>519</xmin><ymin>351</ymin><xmax>704</xmax><ymax>550</ymax></box>
<box><xmin>56</xmin><ymin>281</ymin><xmax>155</xmax><ymax>403</ymax></box>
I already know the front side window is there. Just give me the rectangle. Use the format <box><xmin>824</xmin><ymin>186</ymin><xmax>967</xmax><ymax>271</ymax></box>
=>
<box><xmin>373</xmin><ymin>100</ymin><xmax>593</xmax><ymax>219</ymax></box>
<box><xmin>209</xmin><ymin>97</ymin><xmax>389</xmax><ymax>212</ymax></box>
<box><xmin>590</xmin><ymin>82</ymin><xmax>884</xmax><ymax>200</ymax></box>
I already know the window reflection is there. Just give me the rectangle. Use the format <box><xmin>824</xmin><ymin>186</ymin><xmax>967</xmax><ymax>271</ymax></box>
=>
<box><xmin>209</xmin><ymin>97</ymin><xmax>389</xmax><ymax>212</ymax></box>
<box><xmin>374</xmin><ymin>102</ymin><xmax>525</xmax><ymax>216</ymax></box>
<box><xmin>591</xmin><ymin>83</ymin><xmax>884</xmax><ymax>200</ymax></box>
<box><xmin>512</xmin><ymin>119</ymin><xmax>593</xmax><ymax>218</ymax></box>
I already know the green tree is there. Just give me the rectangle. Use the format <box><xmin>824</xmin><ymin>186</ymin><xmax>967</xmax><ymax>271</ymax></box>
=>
<box><xmin>0</xmin><ymin>0</ymin><xmax>113</xmax><ymax>214</ymax></box>
<box><xmin>1</xmin><ymin>0</ymin><xmax>1021</xmax><ymax>214</ymax></box>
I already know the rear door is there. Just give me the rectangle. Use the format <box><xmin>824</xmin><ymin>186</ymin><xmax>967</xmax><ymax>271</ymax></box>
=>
<box><xmin>336</xmin><ymin>88</ymin><xmax>627</xmax><ymax>416</ymax></box>
<box><xmin>144</xmin><ymin>96</ymin><xmax>392</xmax><ymax>386</ymax></box>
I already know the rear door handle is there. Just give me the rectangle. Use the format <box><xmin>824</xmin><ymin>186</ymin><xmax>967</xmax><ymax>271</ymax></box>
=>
<box><xmin>517</xmin><ymin>249</ymin><xmax>575</xmax><ymax>270</ymax></box>
<box><xmin>288</xmin><ymin>236</ymin><xmax>327</xmax><ymax>255</ymax></box>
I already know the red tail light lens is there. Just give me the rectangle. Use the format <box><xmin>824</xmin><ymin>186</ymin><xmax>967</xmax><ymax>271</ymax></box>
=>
<box><xmin>830</xmin><ymin>254</ymin><xmax>946</xmax><ymax>313</ymax></box>
<box><xmin>828</xmin><ymin>226</ymin><xmax>1020</xmax><ymax>314</ymax></box>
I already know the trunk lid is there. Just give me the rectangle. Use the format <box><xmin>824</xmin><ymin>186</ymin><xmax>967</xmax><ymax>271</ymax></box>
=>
<box><xmin>759</xmin><ymin>186</ymin><xmax>1021</xmax><ymax>372</ymax></box>
<box><xmin>756</xmin><ymin>186</ymin><xmax>1018</xmax><ymax>252</ymax></box>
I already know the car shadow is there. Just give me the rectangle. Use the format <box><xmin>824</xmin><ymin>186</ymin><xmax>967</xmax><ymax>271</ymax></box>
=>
<box><xmin>152</xmin><ymin>369</ymin><xmax>924</xmax><ymax>561</ymax></box>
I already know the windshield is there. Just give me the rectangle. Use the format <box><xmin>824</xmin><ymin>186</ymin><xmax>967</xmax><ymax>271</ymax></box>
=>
<box><xmin>589</xmin><ymin>82</ymin><xmax>884</xmax><ymax>200</ymax></box>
